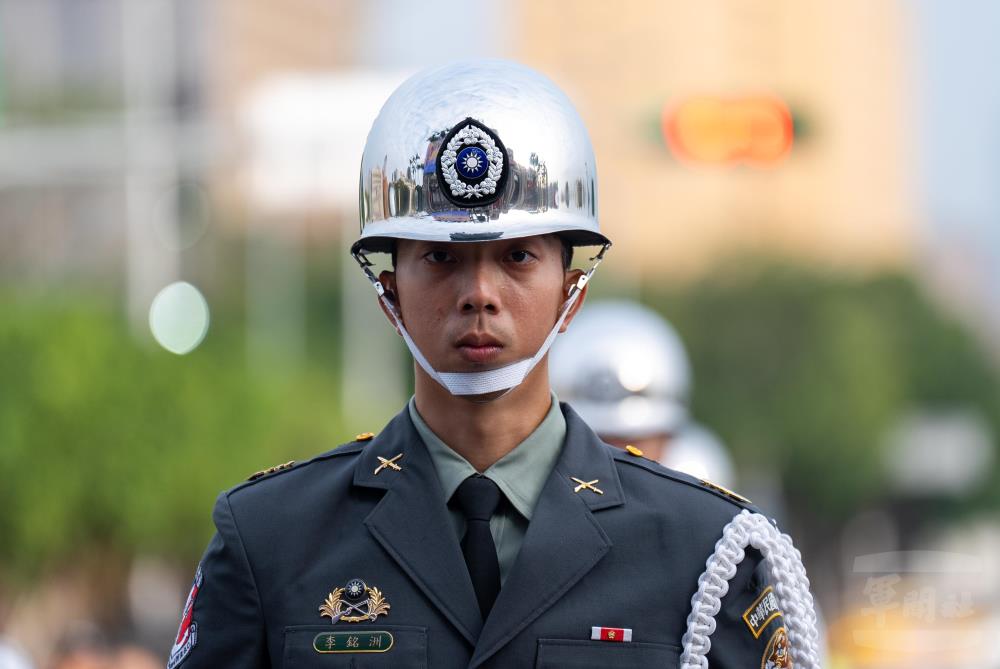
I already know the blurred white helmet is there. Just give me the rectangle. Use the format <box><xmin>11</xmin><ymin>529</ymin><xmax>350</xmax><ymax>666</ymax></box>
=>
<box><xmin>550</xmin><ymin>301</ymin><xmax>690</xmax><ymax>437</ymax></box>
<box><xmin>0</xmin><ymin>641</ymin><xmax>33</xmax><ymax>669</ymax></box>
<box><xmin>659</xmin><ymin>422</ymin><xmax>736</xmax><ymax>489</ymax></box>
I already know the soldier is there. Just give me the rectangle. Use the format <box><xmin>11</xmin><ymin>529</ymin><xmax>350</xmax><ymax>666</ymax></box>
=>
<box><xmin>549</xmin><ymin>300</ymin><xmax>736</xmax><ymax>487</ymax></box>
<box><xmin>169</xmin><ymin>59</ymin><xmax>819</xmax><ymax>669</ymax></box>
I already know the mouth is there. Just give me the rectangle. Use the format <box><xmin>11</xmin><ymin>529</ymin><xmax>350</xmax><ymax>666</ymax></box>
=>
<box><xmin>455</xmin><ymin>333</ymin><xmax>505</xmax><ymax>364</ymax></box>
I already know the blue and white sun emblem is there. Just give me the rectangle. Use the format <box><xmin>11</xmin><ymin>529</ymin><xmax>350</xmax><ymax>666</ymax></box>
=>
<box><xmin>437</xmin><ymin>117</ymin><xmax>508</xmax><ymax>206</ymax></box>
<box><xmin>344</xmin><ymin>578</ymin><xmax>367</xmax><ymax>601</ymax></box>
<box><xmin>456</xmin><ymin>146</ymin><xmax>488</xmax><ymax>179</ymax></box>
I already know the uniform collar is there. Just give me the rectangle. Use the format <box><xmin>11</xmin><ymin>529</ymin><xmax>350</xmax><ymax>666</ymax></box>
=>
<box><xmin>351</xmin><ymin>402</ymin><xmax>625</xmax><ymax>658</ymax></box>
<box><xmin>407</xmin><ymin>393</ymin><xmax>566</xmax><ymax>520</ymax></box>
<box><xmin>467</xmin><ymin>403</ymin><xmax>623</xmax><ymax>667</ymax></box>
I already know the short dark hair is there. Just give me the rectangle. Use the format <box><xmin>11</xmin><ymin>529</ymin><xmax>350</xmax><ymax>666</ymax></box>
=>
<box><xmin>390</xmin><ymin>236</ymin><xmax>574</xmax><ymax>269</ymax></box>
<box><xmin>560</xmin><ymin>238</ymin><xmax>574</xmax><ymax>268</ymax></box>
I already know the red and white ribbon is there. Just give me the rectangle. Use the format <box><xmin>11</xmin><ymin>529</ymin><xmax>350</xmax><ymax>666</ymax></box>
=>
<box><xmin>591</xmin><ymin>626</ymin><xmax>632</xmax><ymax>643</ymax></box>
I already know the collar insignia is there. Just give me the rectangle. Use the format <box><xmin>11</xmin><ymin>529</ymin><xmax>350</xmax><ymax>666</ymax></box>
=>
<box><xmin>571</xmin><ymin>477</ymin><xmax>604</xmax><ymax>495</ymax></box>
<box><xmin>374</xmin><ymin>453</ymin><xmax>403</xmax><ymax>475</ymax></box>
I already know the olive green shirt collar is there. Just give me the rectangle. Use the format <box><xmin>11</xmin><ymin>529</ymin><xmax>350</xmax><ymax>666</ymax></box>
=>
<box><xmin>407</xmin><ymin>393</ymin><xmax>566</xmax><ymax>520</ymax></box>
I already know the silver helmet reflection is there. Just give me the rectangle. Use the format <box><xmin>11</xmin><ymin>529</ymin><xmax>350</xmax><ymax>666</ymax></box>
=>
<box><xmin>353</xmin><ymin>59</ymin><xmax>608</xmax><ymax>255</ymax></box>
<box><xmin>550</xmin><ymin>301</ymin><xmax>691</xmax><ymax>437</ymax></box>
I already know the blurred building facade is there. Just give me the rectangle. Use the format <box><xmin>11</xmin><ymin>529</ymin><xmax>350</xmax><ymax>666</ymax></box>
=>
<box><xmin>516</xmin><ymin>0</ymin><xmax>915</xmax><ymax>279</ymax></box>
<box><xmin>1</xmin><ymin>0</ymin><xmax>920</xmax><ymax>284</ymax></box>
<box><xmin>4</xmin><ymin>0</ymin><xmax>1000</xmax><ymax>368</ymax></box>
<box><xmin>207</xmin><ymin>0</ymin><xmax>918</xmax><ymax>280</ymax></box>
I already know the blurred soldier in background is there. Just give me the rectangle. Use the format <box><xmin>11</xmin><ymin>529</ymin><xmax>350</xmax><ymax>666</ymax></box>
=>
<box><xmin>550</xmin><ymin>300</ymin><xmax>736</xmax><ymax>487</ymax></box>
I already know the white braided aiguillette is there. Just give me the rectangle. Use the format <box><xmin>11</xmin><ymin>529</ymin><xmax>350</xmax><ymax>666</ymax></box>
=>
<box><xmin>679</xmin><ymin>509</ymin><xmax>822</xmax><ymax>669</ymax></box>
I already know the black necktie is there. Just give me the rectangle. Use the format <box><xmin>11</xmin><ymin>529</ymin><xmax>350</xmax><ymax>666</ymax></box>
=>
<box><xmin>451</xmin><ymin>474</ymin><xmax>503</xmax><ymax>618</ymax></box>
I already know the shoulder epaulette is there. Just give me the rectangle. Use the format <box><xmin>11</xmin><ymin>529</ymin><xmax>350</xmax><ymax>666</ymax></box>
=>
<box><xmin>246</xmin><ymin>460</ymin><xmax>295</xmax><ymax>481</ymax></box>
<box><xmin>698</xmin><ymin>477</ymin><xmax>752</xmax><ymax>505</ymax></box>
<box><xmin>234</xmin><ymin>432</ymin><xmax>375</xmax><ymax>491</ymax></box>
<box><xmin>612</xmin><ymin>445</ymin><xmax>758</xmax><ymax>511</ymax></box>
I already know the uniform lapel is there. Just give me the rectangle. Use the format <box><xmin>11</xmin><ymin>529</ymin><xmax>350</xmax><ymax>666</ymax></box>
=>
<box><xmin>355</xmin><ymin>409</ymin><xmax>484</xmax><ymax>646</ymax></box>
<box><xmin>468</xmin><ymin>405</ymin><xmax>624</xmax><ymax>668</ymax></box>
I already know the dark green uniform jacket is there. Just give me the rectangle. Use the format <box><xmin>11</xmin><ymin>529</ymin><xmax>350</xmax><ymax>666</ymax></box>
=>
<box><xmin>168</xmin><ymin>404</ymin><xmax>788</xmax><ymax>668</ymax></box>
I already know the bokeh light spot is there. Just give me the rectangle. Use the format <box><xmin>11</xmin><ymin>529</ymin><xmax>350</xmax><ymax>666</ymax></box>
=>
<box><xmin>616</xmin><ymin>354</ymin><xmax>653</xmax><ymax>393</ymax></box>
<box><xmin>148</xmin><ymin>281</ymin><xmax>210</xmax><ymax>355</ymax></box>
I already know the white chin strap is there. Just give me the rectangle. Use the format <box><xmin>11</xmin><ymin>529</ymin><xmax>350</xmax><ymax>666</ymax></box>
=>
<box><xmin>354</xmin><ymin>243</ymin><xmax>610</xmax><ymax>399</ymax></box>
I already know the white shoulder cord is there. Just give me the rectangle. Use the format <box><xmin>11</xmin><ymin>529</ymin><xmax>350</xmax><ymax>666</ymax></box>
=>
<box><xmin>352</xmin><ymin>243</ymin><xmax>611</xmax><ymax>398</ymax></box>
<box><xmin>680</xmin><ymin>509</ymin><xmax>821</xmax><ymax>669</ymax></box>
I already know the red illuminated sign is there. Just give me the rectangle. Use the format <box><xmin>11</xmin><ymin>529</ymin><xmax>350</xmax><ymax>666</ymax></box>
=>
<box><xmin>663</xmin><ymin>96</ymin><xmax>794</xmax><ymax>166</ymax></box>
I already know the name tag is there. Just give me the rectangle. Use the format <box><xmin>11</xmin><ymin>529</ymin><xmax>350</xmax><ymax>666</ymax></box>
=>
<box><xmin>312</xmin><ymin>631</ymin><xmax>394</xmax><ymax>653</ymax></box>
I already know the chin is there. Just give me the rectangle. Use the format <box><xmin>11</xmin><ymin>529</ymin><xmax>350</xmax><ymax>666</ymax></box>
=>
<box><xmin>459</xmin><ymin>389</ymin><xmax>512</xmax><ymax>404</ymax></box>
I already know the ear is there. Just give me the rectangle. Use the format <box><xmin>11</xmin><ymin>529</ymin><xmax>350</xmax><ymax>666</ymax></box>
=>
<box><xmin>558</xmin><ymin>268</ymin><xmax>588</xmax><ymax>333</ymax></box>
<box><xmin>377</xmin><ymin>269</ymin><xmax>403</xmax><ymax>335</ymax></box>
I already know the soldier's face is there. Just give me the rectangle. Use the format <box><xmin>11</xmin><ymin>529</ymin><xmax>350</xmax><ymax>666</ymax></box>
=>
<box><xmin>379</xmin><ymin>235</ymin><xmax>583</xmax><ymax>373</ymax></box>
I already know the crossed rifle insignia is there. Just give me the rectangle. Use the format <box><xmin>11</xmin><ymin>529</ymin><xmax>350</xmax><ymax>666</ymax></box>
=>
<box><xmin>374</xmin><ymin>453</ymin><xmax>403</xmax><ymax>475</ymax></box>
<box><xmin>571</xmin><ymin>477</ymin><xmax>604</xmax><ymax>495</ymax></box>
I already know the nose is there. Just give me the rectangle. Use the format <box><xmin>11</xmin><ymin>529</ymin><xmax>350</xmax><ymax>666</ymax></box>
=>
<box><xmin>457</xmin><ymin>260</ymin><xmax>501</xmax><ymax>315</ymax></box>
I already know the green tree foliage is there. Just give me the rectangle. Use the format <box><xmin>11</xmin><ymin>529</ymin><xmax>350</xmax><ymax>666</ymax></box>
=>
<box><xmin>0</xmin><ymin>294</ymin><xmax>343</xmax><ymax>584</ymax></box>
<box><xmin>3</xmin><ymin>258</ymin><xmax>998</xmax><ymax>587</ymax></box>
<box><xmin>644</xmin><ymin>260</ymin><xmax>1000</xmax><ymax>520</ymax></box>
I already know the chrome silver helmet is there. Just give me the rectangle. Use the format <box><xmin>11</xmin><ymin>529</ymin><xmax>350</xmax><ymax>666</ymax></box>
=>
<box><xmin>353</xmin><ymin>60</ymin><xmax>611</xmax><ymax>398</ymax></box>
<box><xmin>550</xmin><ymin>301</ymin><xmax>691</xmax><ymax>437</ymax></box>
<box><xmin>352</xmin><ymin>59</ymin><xmax>608</xmax><ymax>255</ymax></box>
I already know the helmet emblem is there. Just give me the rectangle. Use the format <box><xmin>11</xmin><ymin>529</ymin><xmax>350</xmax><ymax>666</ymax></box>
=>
<box><xmin>436</xmin><ymin>117</ymin><xmax>508</xmax><ymax>207</ymax></box>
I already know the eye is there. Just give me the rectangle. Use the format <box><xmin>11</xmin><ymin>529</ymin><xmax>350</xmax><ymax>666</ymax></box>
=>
<box><xmin>507</xmin><ymin>249</ymin><xmax>536</xmax><ymax>264</ymax></box>
<box><xmin>423</xmin><ymin>249</ymin><xmax>455</xmax><ymax>264</ymax></box>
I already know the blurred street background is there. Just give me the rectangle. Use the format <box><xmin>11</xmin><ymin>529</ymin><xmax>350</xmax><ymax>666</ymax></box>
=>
<box><xmin>2</xmin><ymin>0</ymin><xmax>1000</xmax><ymax>667</ymax></box>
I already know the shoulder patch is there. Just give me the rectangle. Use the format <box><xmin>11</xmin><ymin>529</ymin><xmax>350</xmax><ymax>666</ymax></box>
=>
<box><xmin>247</xmin><ymin>460</ymin><xmax>295</xmax><ymax>481</ymax></box>
<box><xmin>761</xmin><ymin>625</ymin><xmax>791</xmax><ymax>668</ymax></box>
<box><xmin>168</xmin><ymin>564</ymin><xmax>202</xmax><ymax>669</ymax></box>
<box><xmin>743</xmin><ymin>585</ymin><xmax>782</xmax><ymax>638</ymax></box>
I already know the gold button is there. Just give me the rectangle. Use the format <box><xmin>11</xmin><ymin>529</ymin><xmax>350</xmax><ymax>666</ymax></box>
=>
<box><xmin>355</xmin><ymin>432</ymin><xmax>375</xmax><ymax>442</ymax></box>
<box><xmin>625</xmin><ymin>445</ymin><xmax>644</xmax><ymax>457</ymax></box>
